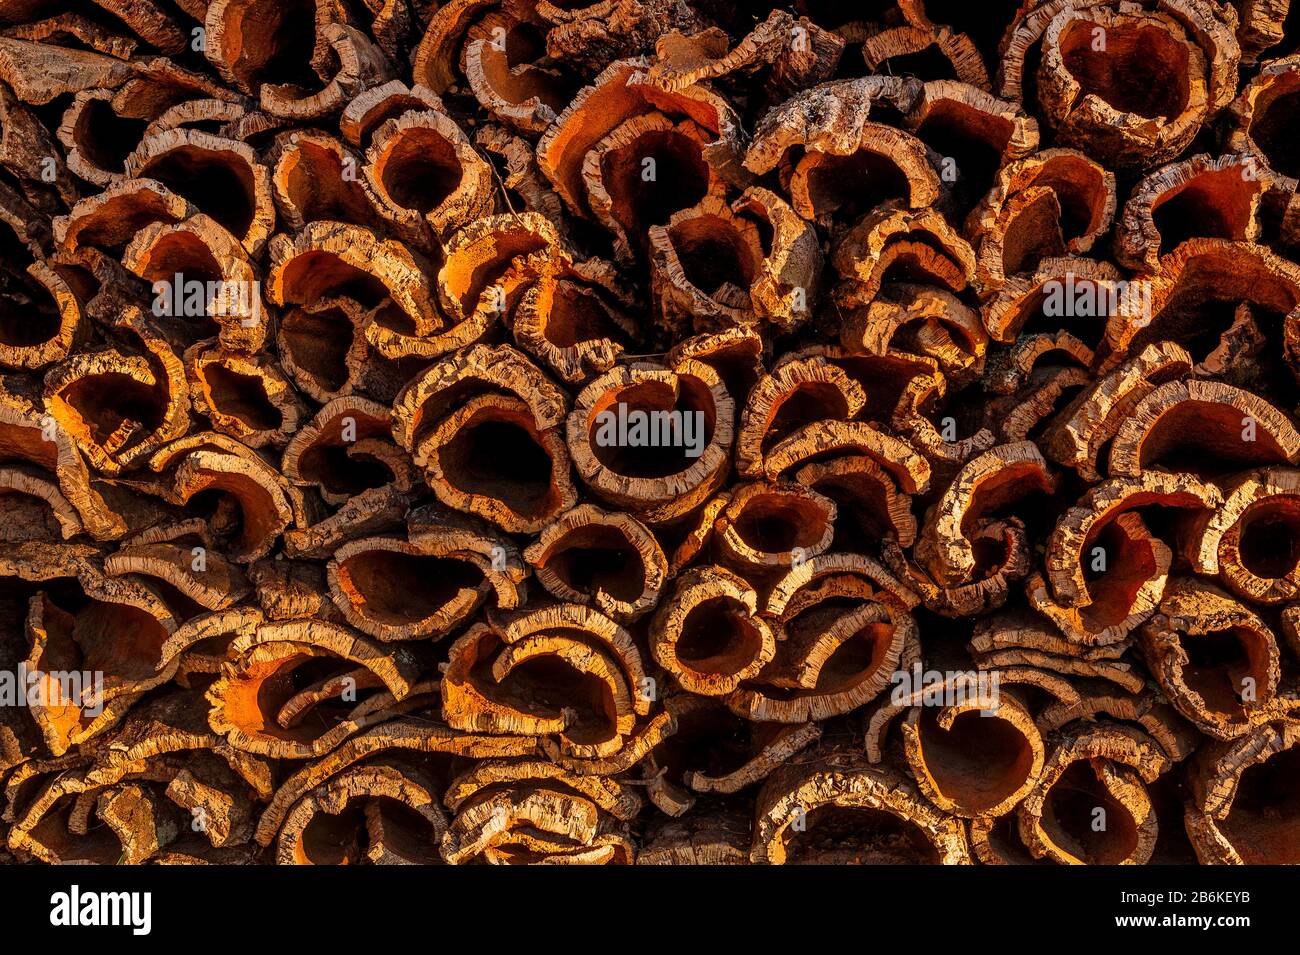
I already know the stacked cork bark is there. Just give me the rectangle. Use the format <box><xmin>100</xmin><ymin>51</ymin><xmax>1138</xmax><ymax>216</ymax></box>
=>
<box><xmin>1</xmin><ymin>0</ymin><xmax>1299</xmax><ymax>865</ymax></box>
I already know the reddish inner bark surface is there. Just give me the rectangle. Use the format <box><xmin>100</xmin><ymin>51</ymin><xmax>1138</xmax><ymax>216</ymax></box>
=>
<box><xmin>1060</xmin><ymin>20</ymin><xmax>1191</xmax><ymax>119</ymax></box>
<box><xmin>1220</xmin><ymin>745</ymin><xmax>1300</xmax><ymax>864</ymax></box>
<box><xmin>1041</xmin><ymin>760</ymin><xmax>1140</xmax><ymax>864</ymax></box>
<box><xmin>916</xmin><ymin>707</ymin><xmax>1035</xmax><ymax>814</ymax></box>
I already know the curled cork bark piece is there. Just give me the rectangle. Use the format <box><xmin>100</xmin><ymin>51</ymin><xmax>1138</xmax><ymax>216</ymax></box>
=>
<box><xmin>1228</xmin><ymin>53</ymin><xmax>1300</xmax><ymax>195</ymax></box>
<box><xmin>42</xmin><ymin>319</ymin><xmax>190</xmax><ymax>477</ymax></box>
<box><xmin>916</xmin><ymin>442</ymin><xmax>1057</xmax><ymax>588</ymax></box>
<box><xmin>646</xmin><ymin>10</ymin><xmax>842</xmax><ymax>100</ymax></box>
<box><xmin>904</xmin><ymin>80</ymin><xmax>1040</xmax><ymax>213</ymax></box>
<box><xmin>1117</xmin><ymin>154</ymin><xmax>1274</xmax><ymax>271</ymax></box>
<box><xmin>567</xmin><ymin>360</ymin><xmax>733</xmax><ymax>523</ymax></box>
<box><xmin>165</xmin><ymin>446</ymin><xmax>294</xmax><ymax>563</ymax></box>
<box><xmin>1106</xmin><ymin>378</ymin><xmax>1300</xmax><ymax>478</ymax></box>
<box><xmin>538</xmin><ymin>58</ymin><xmax>745</xmax><ymax>220</ymax></box>
<box><xmin>276</xmin><ymin>297</ymin><xmax>370</xmax><ymax>402</ymax></box>
<box><xmin>649</xmin><ymin>565</ymin><xmax>775</xmax><ymax>696</ymax></box>
<box><xmin>1040</xmin><ymin>340</ymin><xmax>1194</xmax><ymax>480</ymax></box>
<box><xmin>968</xmin><ymin>149</ymin><xmax>1117</xmax><ymax>292</ymax></box>
<box><xmin>1028</xmin><ymin>511</ymin><xmax>1171</xmax><ymax>647</ymax></box>
<box><xmin>267</xmin><ymin>220</ymin><xmax>438</xmax><ymax>333</ymax></box>
<box><xmin>862</xmin><ymin>23</ymin><xmax>991</xmax><ymax>92</ymax></box>
<box><xmin>638</xmin><ymin>809</ymin><xmax>751</xmax><ymax>864</ymax></box>
<box><xmin>898</xmin><ymin>685</ymin><xmax>1045</xmax><ymax>819</ymax></box>
<box><xmin>726</xmin><ymin>553</ymin><xmax>919</xmax><ymax>722</ymax></box>
<box><xmin>276</xmin><ymin>758</ymin><xmax>447</xmax><ymax>865</ymax></box>
<box><xmin>1036</xmin><ymin>4</ymin><xmax>1210</xmax><ymax>170</ymax></box>
<box><xmin>714</xmin><ymin>481</ymin><xmax>836</xmax><ymax>575</ymax></box>
<box><xmin>441</xmin><ymin>775</ymin><xmax>636</xmax><ymax>864</ymax></box>
<box><xmin>736</xmin><ymin>356</ymin><xmax>865</xmax><ymax>478</ymax></box>
<box><xmin>642</xmin><ymin>696</ymin><xmax>823</xmax><ymax>801</ymax></box>
<box><xmin>441</xmin><ymin>602</ymin><xmax>649</xmax><ymax>759</ymax></box>
<box><xmin>328</xmin><ymin>536</ymin><xmax>492</xmax><ymax>641</ymax></box>
<box><xmin>752</xmin><ymin>754</ymin><xmax>971</xmax><ymax>864</ymax></box>
<box><xmin>523</xmin><ymin>504</ymin><xmax>665</xmax><ymax>621</ymax></box>
<box><xmin>122</xmin><ymin>214</ymin><xmax>268</xmax><ymax>352</ymax></box>
<box><xmin>648</xmin><ymin>191</ymin><xmax>820</xmax><ymax>337</ymax></box>
<box><xmin>8</xmin><ymin>690</ymin><xmax>272</xmax><ymax>864</ymax></box>
<box><xmin>833</xmin><ymin>202</ymin><xmax>977</xmax><ymax>306</ymax></box>
<box><xmin>510</xmin><ymin>258</ymin><xmax>639</xmax><ymax>385</ymax></box>
<box><xmin>1098</xmin><ymin>238</ymin><xmax>1300</xmax><ymax>369</ymax></box>
<box><xmin>841</xmin><ymin>283</ymin><xmax>988</xmax><ymax>388</ymax></box>
<box><xmin>1045</xmin><ymin>471</ymin><xmax>1221</xmax><ymax>609</ymax></box>
<box><xmin>185</xmin><ymin>344</ymin><xmax>305</xmax><ymax>448</ymax></box>
<box><xmin>1189</xmin><ymin>467</ymin><xmax>1300</xmax><ymax>603</ymax></box>
<box><xmin>268</xmin><ymin>131</ymin><xmax>375</xmax><ymax>233</ymax></box>
<box><xmin>282</xmin><ymin>396</ymin><xmax>413</xmax><ymax>505</ymax></box>
<box><xmin>1139</xmin><ymin>578</ymin><xmax>1282</xmax><ymax>739</ymax></box>
<box><xmin>125</xmin><ymin>129</ymin><xmax>274</xmax><ymax>257</ymax></box>
<box><xmin>1017</xmin><ymin>722</ymin><xmax>1171</xmax><ymax>865</ymax></box>
<box><xmin>56</xmin><ymin>89</ymin><xmax>142</xmax><ymax>188</ymax></box>
<box><xmin>52</xmin><ymin>178</ymin><xmax>190</xmax><ymax>254</ymax></box>
<box><xmin>206</xmin><ymin>618</ymin><xmax>420</xmax><ymax>759</ymax></box>
<box><xmin>363</xmin><ymin>109</ymin><xmax>495</xmax><ymax>244</ymax></box>
<box><xmin>1185</xmin><ymin>718</ymin><xmax>1300</xmax><ymax>864</ymax></box>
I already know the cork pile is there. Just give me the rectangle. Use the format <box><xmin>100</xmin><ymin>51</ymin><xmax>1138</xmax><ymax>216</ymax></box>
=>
<box><xmin>0</xmin><ymin>0</ymin><xmax>1298</xmax><ymax>864</ymax></box>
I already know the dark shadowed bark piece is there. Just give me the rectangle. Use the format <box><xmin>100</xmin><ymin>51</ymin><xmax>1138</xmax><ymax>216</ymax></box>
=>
<box><xmin>276</xmin><ymin>758</ymin><xmax>447</xmax><ymax>864</ymax></box>
<box><xmin>638</xmin><ymin>807</ymin><xmax>751</xmax><ymax>864</ymax></box>
<box><xmin>752</xmin><ymin>753</ymin><xmax>970</xmax><ymax>864</ymax></box>
<box><xmin>1185</xmin><ymin>718</ymin><xmax>1300</xmax><ymax>864</ymax></box>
